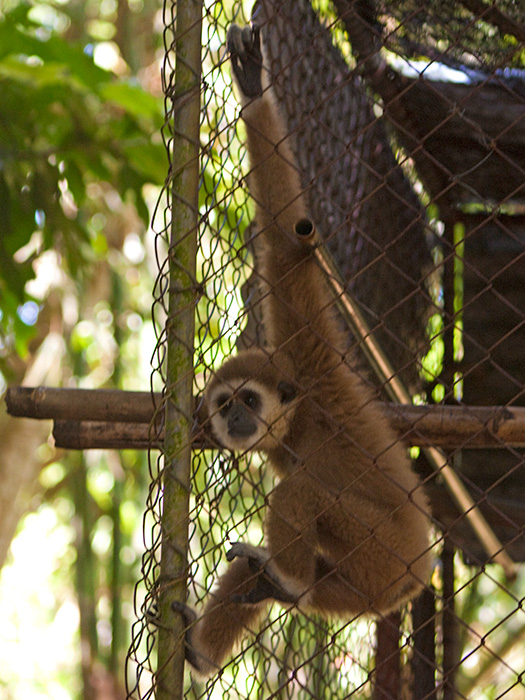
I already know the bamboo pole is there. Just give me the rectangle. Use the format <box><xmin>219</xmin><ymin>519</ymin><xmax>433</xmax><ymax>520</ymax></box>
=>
<box><xmin>48</xmin><ymin>407</ymin><xmax>525</xmax><ymax>451</ymax></box>
<box><xmin>155</xmin><ymin>1</ymin><xmax>202</xmax><ymax>698</ymax></box>
<box><xmin>5</xmin><ymin>386</ymin><xmax>158</xmax><ymax>423</ymax></box>
<box><xmin>7</xmin><ymin>386</ymin><xmax>525</xmax><ymax>449</ymax></box>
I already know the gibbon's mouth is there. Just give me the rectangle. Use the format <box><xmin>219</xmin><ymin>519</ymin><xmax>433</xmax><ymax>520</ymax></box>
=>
<box><xmin>228</xmin><ymin>426</ymin><xmax>257</xmax><ymax>439</ymax></box>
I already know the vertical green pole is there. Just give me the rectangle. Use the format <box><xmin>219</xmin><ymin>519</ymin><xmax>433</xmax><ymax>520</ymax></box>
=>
<box><xmin>156</xmin><ymin>1</ymin><xmax>202</xmax><ymax>699</ymax></box>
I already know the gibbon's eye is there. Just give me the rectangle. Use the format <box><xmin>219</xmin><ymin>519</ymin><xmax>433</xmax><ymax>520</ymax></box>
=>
<box><xmin>277</xmin><ymin>381</ymin><xmax>296</xmax><ymax>404</ymax></box>
<box><xmin>216</xmin><ymin>393</ymin><xmax>232</xmax><ymax>417</ymax></box>
<box><xmin>240</xmin><ymin>390</ymin><xmax>260</xmax><ymax>412</ymax></box>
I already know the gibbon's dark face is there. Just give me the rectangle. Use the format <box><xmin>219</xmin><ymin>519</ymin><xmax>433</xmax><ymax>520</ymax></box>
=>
<box><xmin>216</xmin><ymin>385</ymin><xmax>262</xmax><ymax>440</ymax></box>
<box><xmin>205</xmin><ymin>351</ymin><xmax>297</xmax><ymax>452</ymax></box>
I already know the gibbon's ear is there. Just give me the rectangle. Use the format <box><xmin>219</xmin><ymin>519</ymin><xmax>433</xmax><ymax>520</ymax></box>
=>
<box><xmin>277</xmin><ymin>381</ymin><xmax>296</xmax><ymax>404</ymax></box>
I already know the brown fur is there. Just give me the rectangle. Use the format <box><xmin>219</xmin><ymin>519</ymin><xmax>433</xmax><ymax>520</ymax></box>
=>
<box><xmin>182</xmin><ymin>25</ymin><xmax>432</xmax><ymax>678</ymax></box>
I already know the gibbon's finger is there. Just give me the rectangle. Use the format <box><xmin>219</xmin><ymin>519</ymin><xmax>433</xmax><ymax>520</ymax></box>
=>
<box><xmin>145</xmin><ymin>602</ymin><xmax>159</xmax><ymax>624</ymax></box>
<box><xmin>241</xmin><ymin>25</ymin><xmax>253</xmax><ymax>51</ymax></box>
<box><xmin>227</xmin><ymin>28</ymin><xmax>250</xmax><ymax>93</ymax></box>
<box><xmin>226</xmin><ymin>542</ymin><xmax>267</xmax><ymax>571</ymax></box>
<box><xmin>245</xmin><ymin>24</ymin><xmax>262</xmax><ymax>67</ymax></box>
<box><xmin>226</xmin><ymin>25</ymin><xmax>245</xmax><ymax>60</ymax></box>
<box><xmin>227</xmin><ymin>24</ymin><xmax>263</xmax><ymax>98</ymax></box>
<box><xmin>232</xmin><ymin>573</ymin><xmax>297</xmax><ymax>605</ymax></box>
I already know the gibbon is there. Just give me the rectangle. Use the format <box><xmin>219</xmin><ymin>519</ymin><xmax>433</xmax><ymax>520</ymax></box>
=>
<box><xmin>174</xmin><ymin>23</ymin><xmax>432</xmax><ymax>678</ymax></box>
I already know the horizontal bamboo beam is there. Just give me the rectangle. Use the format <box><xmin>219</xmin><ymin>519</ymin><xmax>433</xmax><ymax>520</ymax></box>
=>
<box><xmin>6</xmin><ymin>386</ymin><xmax>525</xmax><ymax>450</ymax></box>
<box><xmin>53</xmin><ymin>420</ymin><xmax>163</xmax><ymax>450</ymax></box>
<box><xmin>5</xmin><ymin>386</ymin><xmax>159</xmax><ymax>423</ymax></box>
<box><xmin>387</xmin><ymin>403</ymin><xmax>525</xmax><ymax>448</ymax></box>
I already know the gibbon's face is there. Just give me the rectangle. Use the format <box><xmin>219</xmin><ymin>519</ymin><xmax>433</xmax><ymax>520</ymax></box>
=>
<box><xmin>206</xmin><ymin>377</ymin><xmax>297</xmax><ymax>453</ymax></box>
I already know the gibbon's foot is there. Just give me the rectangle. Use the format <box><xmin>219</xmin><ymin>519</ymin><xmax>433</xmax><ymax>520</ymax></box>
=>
<box><xmin>171</xmin><ymin>600</ymin><xmax>197</xmax><ymax>627</ymax></box>
<box><xmin>227</xmin><ymin>24</ymin><xmax>263</xmax><ymax>98</ymax></box>
<box><xmin>171</xmin><ymin>601</ymin><xmax>211</xmax><ymax>675</ymax></box>
<box><xmin>227</xmin><ymin>542</ymin><xmax>297</xmax><ymax>604</ymax></box>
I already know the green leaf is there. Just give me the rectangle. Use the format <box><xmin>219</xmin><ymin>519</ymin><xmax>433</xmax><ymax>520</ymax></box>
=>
<box><xmin>123</xmin><ymin>142</ymin><xmax>167</xmax><ymax>184</ymax></box>
<box><xmin>100</xmin><ymin>82</ymin><xmax>162</xmax><ymax>121</ymax></box>
<box><xmin>0</xmin><ymin>6</ymin><xmax>110</xmax><ymax>90</ymax></box>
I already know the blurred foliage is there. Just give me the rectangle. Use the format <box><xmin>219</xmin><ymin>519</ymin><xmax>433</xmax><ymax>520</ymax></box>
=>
<box><xmin>0</xmin><ymin>1</ymin><xmax>166</xmax><ymax>698</ymax></box>
<box><xmin>0</xmin><ymin>1</ymin><xmax>164</xmax><ymax>375</ymax></box>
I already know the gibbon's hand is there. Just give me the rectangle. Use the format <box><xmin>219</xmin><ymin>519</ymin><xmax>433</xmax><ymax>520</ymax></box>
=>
<box><xmin>227</xmin><ymin>24</ymin><xmax>263</xmax><ymax>98</ymax></box>
<box><xmin>227</xmin><ymin>542</ymin><xmax>297</xmax><ymax>604</ymax></box>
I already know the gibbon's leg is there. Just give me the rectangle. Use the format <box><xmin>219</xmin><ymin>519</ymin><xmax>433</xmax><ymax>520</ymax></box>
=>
<box><xmin>175</xmin><ymin>557</ymin><xmax>271</xmax><ymax>677</ymax></box>
<box><xmin>264</xmin><ymin>501</ymin><xmax>378</xmax><ymax>615</ymax></box>
<box><xmin>266</xmin><ymin>478</ymin><xmax>425</xmax><ymax>617</ymax></box>
<box><xmin>213</xmin><ymin>478</ymin><xmax>325</xmax><ymax>610</ymax></box>
<box><xmin>306</xmin><ymin>559</ymin><xmax>425</xmax><ymax>617</ymax></box>
<box><xmin>261</xmin><ymin>475</ymin><xmax>325</xmax><ymax>602</ymax></box>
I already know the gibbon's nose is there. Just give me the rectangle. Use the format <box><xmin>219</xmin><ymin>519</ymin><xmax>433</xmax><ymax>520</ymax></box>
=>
<box><xmin>228</xmin><ymin>404</ymin><xmax>257</xmax><ymax>438</ymax></box>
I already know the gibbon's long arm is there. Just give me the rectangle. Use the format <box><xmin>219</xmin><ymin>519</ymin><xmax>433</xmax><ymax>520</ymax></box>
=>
<box><xmin>229</xmin><ymin>26</ymin><xmax>346</xmax><ymax>376</ymax></box>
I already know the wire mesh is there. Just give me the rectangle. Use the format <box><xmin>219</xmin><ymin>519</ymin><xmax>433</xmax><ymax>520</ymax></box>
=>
<box><xmin>127</xmin><ymin>1</ymin><xmax>525</xmax><ymax>698</ymax></box>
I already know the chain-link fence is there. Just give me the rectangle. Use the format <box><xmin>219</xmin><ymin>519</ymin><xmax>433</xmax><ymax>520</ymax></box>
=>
<box><xmin>127</xmin><ymin>1</ymin><xmax>525</xmax><ymax>698</ymax></box>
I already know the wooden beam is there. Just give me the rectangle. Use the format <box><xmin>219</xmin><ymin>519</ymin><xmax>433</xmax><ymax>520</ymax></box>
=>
<box><xmin>5</xmin><ymin>386</ymin><xmax>159</xmax><ymax>423</ymax></box>
<box><xmin>6</xmin><ymin>386</ymin><xmax>525</xmax><ymax>450</ymax></box>
<box><xmin>53</xmin><ymin>420</ymin><xmax>162</xmax><ymax>451</ymax></box>
<box><xmin>388</xmin><ymin>403</ymin><xmax>525</xmax><ymax>448</ymax></box>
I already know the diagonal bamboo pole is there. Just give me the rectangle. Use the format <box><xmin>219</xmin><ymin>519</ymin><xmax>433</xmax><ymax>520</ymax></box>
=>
<box><xmin>314</xmin><ymin>246</ymin><xmax>518</xmax><ymax>581</ymax></box>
